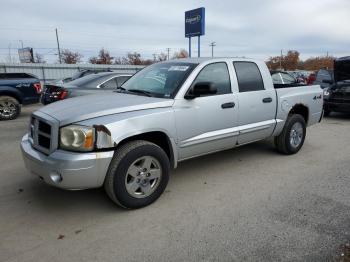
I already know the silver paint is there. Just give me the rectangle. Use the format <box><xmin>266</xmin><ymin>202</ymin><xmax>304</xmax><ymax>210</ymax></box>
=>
<box><xmin>21</xmin><ymin>58</ymin><xmax>323</xmax><ymax>190</ymax></box>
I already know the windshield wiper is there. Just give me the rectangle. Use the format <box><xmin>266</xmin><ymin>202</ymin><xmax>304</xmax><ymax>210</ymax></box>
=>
<box><xmin>114</xmin><ymin>86</ymin><xmax>126</xmax><ymax>93</ymax></box>
<box><xmin>126</xmin><ymin>89</ymin><xmax>154</xmax><ymax>97</ymax></box>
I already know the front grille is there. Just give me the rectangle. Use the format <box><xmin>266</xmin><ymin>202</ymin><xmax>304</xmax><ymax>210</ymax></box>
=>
<box><xmin>30</xmin><ymin>115</ymin><xmax>53</xmax><ymax>154</ymax></box>
<box><xmin>329</xmin><ymin>98</ymin><xmax>350</xmax><ymax>104</ymax></box>
<box><xmin>331</xmin><ymin>91</ymin><xmax>350</xmax><ymax>99</ymax></box>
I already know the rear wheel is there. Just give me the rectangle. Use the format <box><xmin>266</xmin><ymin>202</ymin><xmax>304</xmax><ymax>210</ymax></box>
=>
<box><xmin>0</xmin><ymin>96</ymin><xmax>21</xmax><ymax>120</ymax></box>
<box><xmin>274</xmin><ymin>114</ymin><xmax>306</xmax><ymax>155</ymax></box>
<box><xmin>104</xmin><ymin>140</ymin><xmax>170</xmax><ymax>209</ymax></box>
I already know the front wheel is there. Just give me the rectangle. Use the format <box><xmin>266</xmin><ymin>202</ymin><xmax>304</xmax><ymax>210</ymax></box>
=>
<box><xmin>0</xmin><ymin>96</ymin><xmax>21</xmax><ymax>120</ymax></box>
<box><xmin>104</xmin><ymin>140</ymin><xmax>170</xmax><ymax>209</ymax></box>
<box><xmin>274</xmin><ymin>114</ymin><xmax>306</xmax><ymax>155</ymax></box>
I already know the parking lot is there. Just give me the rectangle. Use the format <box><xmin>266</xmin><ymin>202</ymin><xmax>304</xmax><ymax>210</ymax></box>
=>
<box><xmin>0</xmin><ymin>104</ymin><xmax>349</xmax><ymax>262</ymax></box>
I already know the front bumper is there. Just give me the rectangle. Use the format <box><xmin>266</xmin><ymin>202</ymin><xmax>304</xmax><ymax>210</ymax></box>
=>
<box><xmin>21</xmin><ymin>134</ymin><xmax>114</xmax><ymax>190</ymax></box>
<box><xmin>324</xmin><ymin>100</ymin><xmax>350</xmax><ymax>113</ymax></box>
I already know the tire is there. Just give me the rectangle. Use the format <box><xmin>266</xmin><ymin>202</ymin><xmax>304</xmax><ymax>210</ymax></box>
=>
<box><xmin>104</xmin><ymin>140</ymin><xmax>170</xmax><ymax>209</ymax></box>
<box><xmin>274</xmin><ymin>114</ymin><xmax>306</xmax><ymax>155</ymax></box>
<box><xmin>0</xmin><ymin>96</ymin><xmax>21</xmax><ymax>120</ymax></box>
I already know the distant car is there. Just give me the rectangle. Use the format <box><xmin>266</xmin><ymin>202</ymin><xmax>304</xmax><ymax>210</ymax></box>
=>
<box><xmin>50</xmin><ymin>69</ymin><xmax>114</xmax><ymax>85</ymax></box>
<box><xmin>271</xmin><ymin>71</ymin><xmax>305</xmax><ymax>88</ymax></box>
<box><xmin>41</xmin><ymin>72</ymin><xmax>132</xmax><ymax>104</ymax></box>
<box><xmin>323</xmin><ymin>57</ymin><xmax>350</xmax><ymax>116</ymax></box>
<box><xmin>307</xmin><ymin>73</ymin><xmax>316</xmax><ymax>85</ymax></box>
<box><xmin>0</xmin><ymin>73</ymin><xmax>42</xmax><ymax>120</ymax></box>
<box><xmin>288</xmin><ymin>71</ymin><xmax>306</xmax><ymax>84</ymax></box>
<box><xmin>313</xmin><ymin>69</ymin><xmax>334</xmax><ymax>89</ymax></box>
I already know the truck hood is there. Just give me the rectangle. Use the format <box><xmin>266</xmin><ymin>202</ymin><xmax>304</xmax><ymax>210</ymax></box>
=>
<box><xmin>38</xmin><ymin>93</ymin><xmax>174</xmax><ymax>125</ymax></box>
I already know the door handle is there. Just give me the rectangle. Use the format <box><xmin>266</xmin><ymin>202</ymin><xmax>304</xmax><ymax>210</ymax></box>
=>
<box><xmin>262</xmin><ymin>97</ymin><xmax>273</xmax><ymax>103</ymax></box>
<box><xmin>221</xmin><ymin>102</ymin><xmax>235</xmax><ymax>109</ymax></box>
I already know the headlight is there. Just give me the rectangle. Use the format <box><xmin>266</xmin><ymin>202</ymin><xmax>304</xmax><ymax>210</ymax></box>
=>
<box><xmin>60</xmin><ymin>125</ymin><xmax>95</xmax><ymax>152</ymax></box>
<box><xmin>323</xmin><ymin>89</ymin><xmax>330</xmax><ymax>96</ymax></box>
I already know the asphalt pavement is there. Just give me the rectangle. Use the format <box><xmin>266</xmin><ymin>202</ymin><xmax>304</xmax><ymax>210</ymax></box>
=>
<box><xmin>0</xmin><ymin>104</ymin><xmax>349</xmax><ymax>262</ymax></box>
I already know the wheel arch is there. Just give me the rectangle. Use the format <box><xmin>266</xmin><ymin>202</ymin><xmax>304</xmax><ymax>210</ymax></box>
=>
<box><xmin>288</xmin><ymin>103</ymin><xmax>309</xmax><ymax>124</ymax></box>
<box><xmin>116</xmin><ymin>131</ymin><xmax>177</xmax><ymax>169</ymax></box>
<box><xmin>0</xmin><ymin>88</ymin><xmax>23</xmax><ymax>104</ymax></box>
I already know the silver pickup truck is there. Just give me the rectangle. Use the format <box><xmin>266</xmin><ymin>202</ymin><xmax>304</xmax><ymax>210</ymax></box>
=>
<box><xmin>21</xmin><ymin>58</ymin><xmax>323</xmax><ymax>209</ymax></box>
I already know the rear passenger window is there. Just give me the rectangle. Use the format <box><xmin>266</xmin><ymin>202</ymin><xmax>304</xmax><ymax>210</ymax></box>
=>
<box><xmin>233</xmin><ymin>62</ymin><xmax>265</xmax><ymax>92</ymax></box>
<box><xmin>192</xmin><ymin>62</ymin><xmax>231</xmax><ymax>95</ymax></box>
<box><xmin>101</xmin><ymin>78</ymin><xmax>118</xmax><ymax>89</ymax></box>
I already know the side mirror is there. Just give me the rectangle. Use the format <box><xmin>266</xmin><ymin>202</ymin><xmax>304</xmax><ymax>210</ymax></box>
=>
<box><xmin>185</xmin><ymin>82</ymin><xmax>217</xmax><ymax>99</ymax></box>
<box><xmin>322</xmin><ymin>79</ymin><xmax>333</xmax><ymax>84</ymax></box>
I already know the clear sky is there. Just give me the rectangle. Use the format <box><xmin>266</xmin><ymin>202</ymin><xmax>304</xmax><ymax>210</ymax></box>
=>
<box><xmin>0</xmin><ymin>0</ymin><xmax>349</xmax><ymax>63</ymax></box>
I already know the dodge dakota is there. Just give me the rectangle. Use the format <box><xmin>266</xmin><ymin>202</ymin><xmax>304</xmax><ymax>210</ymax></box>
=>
<box><xmin>21</xmin><ymin>58</ymin><xmax>323</xmax><ymax>209</ymax></box>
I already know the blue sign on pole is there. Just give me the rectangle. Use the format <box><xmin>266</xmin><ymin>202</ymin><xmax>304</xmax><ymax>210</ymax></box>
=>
<box><xmin>185</xmin><ymin>7</ymin><xmax>205</xmax><ymax>37</ymax></box>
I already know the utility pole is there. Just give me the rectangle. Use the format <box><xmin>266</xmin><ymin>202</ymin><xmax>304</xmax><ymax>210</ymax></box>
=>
<box><xmin>166</xmin><ymin>48</ymin><xmax>171</xmax><ymax>60</ymax></box>
<box><xmin>152</xmin><ymin>53</ymin><xmax>157</xmax><ymax>61</ymax></box>
<box><xmin>209</xmin><ymin>42</ymin><xmax>216</xmax><ymax>57</ymax></box>
<box><xmin>8</xmin><ymin>44</ymin><xmax>12</xmax><ymax>63</ymax></box>
<box><xmin>19</xmin><ymin>40</ymin><xmax>24</xmax><ymax>49</ymax></box>
<box><xmin>279</xmin><ymin>49</ymin><xmax>283</xmax><ymax>70</ymax></box>
<box><xmin>55</xmin><ymin>28</ymin><xmax>62</xmax><ymax>64</ymax></box>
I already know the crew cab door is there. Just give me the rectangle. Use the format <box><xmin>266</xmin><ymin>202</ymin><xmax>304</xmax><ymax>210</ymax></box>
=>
<box><xmin>174</xmin><ymin>62</ymin><xmax>239</xmax><ymax>160</ymax></box>
<box><xmin>233</xmin><ymin>61</ymin><xmax>277</xmax><ymax>144</ymax></box>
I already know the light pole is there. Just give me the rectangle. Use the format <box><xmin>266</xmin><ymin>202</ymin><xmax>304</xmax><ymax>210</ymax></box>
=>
<box><xmin>166</xmin><ymin>48</ymin><xmax>171</xmax><ymax>60</ymax></box>
<box><xmin>8</xmin><ymin>44</ymin><xmax>12</xmax><ymax>63</ymax></box>
<box><xmin>55</xmin><ymin>28</ymin><xmax>62</xmax><ymax>64</ymax></box>
<box><xmin>209</xmin><ymin>42</ymin><xmax>216</xmax><ymax>57</ymax></box>
<box><xmin>280</xmin><ymin>49</ymin><xmax>283</xmax><ymax>70</ymax></box>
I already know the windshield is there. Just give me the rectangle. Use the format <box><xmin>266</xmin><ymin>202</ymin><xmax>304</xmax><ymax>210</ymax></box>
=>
<box><xmin>122</xmin><ymin>62</ymin><xmax>198</xmax><ymax>98</ymax></box>
<box><xmin>335</xmin><ymin>60</ymin><xmax>350</xmax><ymax>83</ymax></box>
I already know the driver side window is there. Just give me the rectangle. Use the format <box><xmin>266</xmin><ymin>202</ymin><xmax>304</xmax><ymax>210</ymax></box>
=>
<box><xmin>192</xmin><ymin>62</ymin><xmax>231</xmax><ymax>95</ymax></box>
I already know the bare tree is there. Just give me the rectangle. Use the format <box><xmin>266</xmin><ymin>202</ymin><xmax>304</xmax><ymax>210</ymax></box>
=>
<box><xmin>115</xmin><ymin>52</ymin><xmax>161</xmax><ymax>65</ymax></box>
<box><xmin>173</xmin><ymin>49</ymin><xmax>189</xmax><ymax>59</ymax></box>
<box><xmin>157</xmin><ymin>52</ymin><xmax>167</xmax><ymax>62</ymax></box>
<box><xmin>34</xmin><ymin>53</ymin><xmax>46</xmax><ymax>63</ymax></box>
<box><xmin>126</xmin><ymin>52</ymin><xmax>142</xmax><ymax>65</ymax></box>
<box><xmin>61</xmin><ymin>49</ymin><xmax>83</xmax><ymax>64</ymax></box>
<box><xmin>89</xmin><ymin>48</ymin><xmax>113</xmax><ymax>64</ymax></box>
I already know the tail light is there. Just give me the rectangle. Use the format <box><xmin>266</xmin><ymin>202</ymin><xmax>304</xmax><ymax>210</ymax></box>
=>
<box><xmin>57</xmin><ymin>89</ymin><xmax>68</xmax><ymax>100</ymax></box>
<box><xmin>33</xmin><ymin>82</ymin><xmax>42</xmax><ymax>94</ymax></box>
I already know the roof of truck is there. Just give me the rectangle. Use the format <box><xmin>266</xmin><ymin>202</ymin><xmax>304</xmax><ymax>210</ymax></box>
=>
<box><xmin>170</xmin><ymin>57</ymin><xmax>255</xmax><ymax>63</ymax></box>
<box><xmin>336</xmin><ymin>56</ymin><xmax>350</xmax><ymax>61</ymax></box>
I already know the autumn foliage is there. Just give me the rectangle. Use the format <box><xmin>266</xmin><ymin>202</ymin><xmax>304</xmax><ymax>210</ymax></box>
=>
<box><xmin>266</xmin><ymin>50</ymin><xmax>335</xmax><ymax>71</ymax></box>
<box><xmin>89</xmin><ymin>49</ymin><xmax>114</xmax><ymax>64</ymax></box>
<box><xmin>61</xmin><ymin>49</ymin><xmax>83</xmax><ymax>64</ymax></box>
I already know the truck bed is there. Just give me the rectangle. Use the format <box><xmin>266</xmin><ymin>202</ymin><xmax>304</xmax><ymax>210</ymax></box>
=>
<box><xmin>273</xmin><ymin>84</ymin><xmax>323</xmax><ymax>135</ymax></box>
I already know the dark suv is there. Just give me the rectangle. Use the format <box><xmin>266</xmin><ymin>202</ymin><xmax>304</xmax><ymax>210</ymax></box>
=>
<box><xmin>323</xmin><ymin>57</ymin><xmax>350</xmax><ymax>116</ymax></box>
